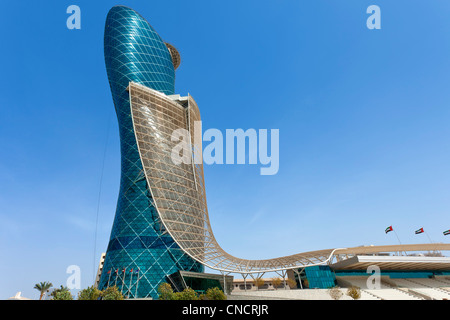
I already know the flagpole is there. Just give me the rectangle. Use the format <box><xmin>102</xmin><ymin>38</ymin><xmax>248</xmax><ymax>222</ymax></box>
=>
<box><xmin>128</xmin><ymin>269</ymin><xmax>133</xmax><ymax>299</ymax></box>
<box><xmin>107</xmin><ymin>268</ymin><xmax>112</xmax><ymax>287</ymax></box>
<box><xmin>386</xmin><ymin>226</ymin><xmax>406</xmax><ymax>256</ymax></box>
<box><xmin>424</xmin><ymin>230</ymin><xmax>433</xmax><ymax>255</ymax></box>
<box><xmin>114</xmin><ymin>269</ymin><xmax>118</xmax><ymax>287</ymax></box>
<box><xmin>424</xmin><ymin>229</ymin><xmax>441</xmax><ymax>255</ymax></box>
<box><xmin>424</xmin><ymin>230</ymin><xmax>433</xmax><ymax>244</ymax></box>
<box><xmin>135</xmin><ymin>270</ymin><xmax>140</xmax><ymax>299</ymax></box>
<box><xmin>393</xmin><ymin>230</ymin><xmax>407</xmax><ymax>256</ymax></box>
<box><xmin>121</xmin><ymin>268</ymin><xmax>126</xmax><ymax>294</ymax></box>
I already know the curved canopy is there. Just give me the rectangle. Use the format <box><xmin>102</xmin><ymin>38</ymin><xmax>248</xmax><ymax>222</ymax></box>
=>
<box><xmin>129</xmin><ymin>81</ymin><xmax>338</xmax><ymax>274</ymax></box>
<box><xmin>128</xmin><ymin>81</ymin><xmax>450</xmax><ymax>274</ymax></box>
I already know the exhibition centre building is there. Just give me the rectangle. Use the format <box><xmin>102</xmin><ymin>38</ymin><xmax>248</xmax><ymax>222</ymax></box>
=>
<box><xmin>96</xmin><ymin>6</ymin><xmax>450</xmax><ymax>299</ymax></box>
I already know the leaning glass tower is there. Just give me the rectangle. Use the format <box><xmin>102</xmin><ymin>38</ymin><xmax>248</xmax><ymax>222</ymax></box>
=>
<box><xmin>98</xmin><ymin>5</ymin><xmax>203</xmax><ymax>299</ymax></box>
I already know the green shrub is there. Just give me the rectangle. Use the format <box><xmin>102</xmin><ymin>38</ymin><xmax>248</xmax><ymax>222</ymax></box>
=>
<box><xmin>157</xmin><ymin>283</ymin><xmax>174</xmax><ymax>300</ymax></box>
<box><xmin>51</xmin><ymin>286</ymin><xmax>73</xmax><ymax>300</ymax></box>
<box><xmin>346</xmin><ymin>286</ymin><xmax>361</xmax><ymax>300</ymax></box>
<box><xmin>101</xmin><ymin>286</ymin><xmax>124</xmax><ymax>300</ymax></box>
<box><xmin>328</xmin><ymin>286</ymin><xmax>343</xmax><ymax>300</ymax></box>
<box><xmin>77</xmin><ymin>286</ymin><xmax>101</xmax><ymax>300</ymax></box>
<box><xmin>173</xmin><ymin>287</ymin><xmax>199</xmax><ymax>300</ymax></box>
<box><xmin>204</xmin><ymin>287</ymin><xmax>226</xmax><ymax>300</ymax></box>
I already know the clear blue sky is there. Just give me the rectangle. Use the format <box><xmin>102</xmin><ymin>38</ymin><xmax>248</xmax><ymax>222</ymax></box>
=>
<box><xmin>1</xmin><ymin>0</ymin><xmax>450</xmax><ymax>299</ymax></box>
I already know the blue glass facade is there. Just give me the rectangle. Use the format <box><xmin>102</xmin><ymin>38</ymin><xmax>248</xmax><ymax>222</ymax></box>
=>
<box><xmin>304</xmin><ymin>266</ymin><xmax>337</xmax><ymax>289</ymax></box>
<box><xmin>292</xmin><ymin>266</ymin><xmax>337</xmax><ymax>289</ymax></box>
<box><xmin>98</xmin><ymin>6</ymin><xmax>203</xmax><ymax>299</ymax></box>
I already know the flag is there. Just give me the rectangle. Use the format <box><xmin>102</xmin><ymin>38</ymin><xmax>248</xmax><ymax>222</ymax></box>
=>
<box><xmin>135</xmin><ymin>269</ymin><xmax>139</xmax><ymax>273</ymax></box>
<box><xmin>107</xmin><ymin>270</ymin><xmax>111</xmax><ymax>274</ymax></box>
<box><xmin>130</xmin><ymin>268</ymin><xmax>133</xmax><ymax>273</ymax></box>
<box><xmin>415</xmin><ymin>228</ymin><xmax>424</xmax><ymax>234</ymax></box>
<box><xmin>385</xmin><ymin>226</ymin><xmax>393</xmax><ymax>234</ymax></box>
<box><xmin>122</xmin><ymin>268</ymin><xmax>126</xmax><ymax>273</ymax></box>
<box><xmin>443</xmin><ymin>230</ymin><xmax>450</xmax><ymax>236</ymax></box>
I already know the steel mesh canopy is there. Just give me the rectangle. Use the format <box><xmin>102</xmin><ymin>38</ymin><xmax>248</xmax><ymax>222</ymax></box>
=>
<box><xmin>164</xmin><ymin>42</ymin><xmax>181</xmax><ymax>70</ymax></box>
<box><xmin>128</xmin><ymin>81</ymin><xmax>337</xmax><ymax>274</ymax></box>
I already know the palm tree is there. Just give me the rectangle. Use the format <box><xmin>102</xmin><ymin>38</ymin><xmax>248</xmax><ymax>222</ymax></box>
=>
<box><xmin>34</xmin><ymin>281</ymin><xmax>53</xmax><ymax>300</ymax></box>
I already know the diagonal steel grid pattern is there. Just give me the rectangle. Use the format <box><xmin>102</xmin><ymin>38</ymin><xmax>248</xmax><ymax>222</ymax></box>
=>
<box><xmin>98</xmin><ymin>6</ymin><xmax>203</xmax><ymax>299</ymax></box>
